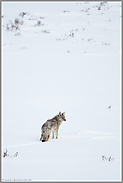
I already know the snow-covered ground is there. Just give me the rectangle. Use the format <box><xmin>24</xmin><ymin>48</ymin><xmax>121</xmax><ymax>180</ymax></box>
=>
<box><xmin>1</xmin><ymin>1</ymin><xmax>122</xmax><ymax>182</ymax></box>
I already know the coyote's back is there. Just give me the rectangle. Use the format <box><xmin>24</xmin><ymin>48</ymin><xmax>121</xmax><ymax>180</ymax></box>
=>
<box><xmin>40</xmin><ymin>111</ymin><xmax>66</xmax><ymax>142</ymax></box>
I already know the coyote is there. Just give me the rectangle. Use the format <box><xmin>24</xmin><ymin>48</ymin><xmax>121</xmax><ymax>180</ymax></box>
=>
<box><xmin>40</xmin><ymin>111</ymin><xmax>66</xmax><ymax>142</ymax></box>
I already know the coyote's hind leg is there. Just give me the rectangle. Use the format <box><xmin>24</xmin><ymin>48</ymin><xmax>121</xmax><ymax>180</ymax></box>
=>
<box><xmin>40</xmin><ymin>134</ymin><xmax>43</xmax><ymax>141</ymax></box>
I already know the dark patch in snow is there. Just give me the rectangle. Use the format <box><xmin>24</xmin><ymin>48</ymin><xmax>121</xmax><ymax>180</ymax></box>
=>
<box><xmin>19</xmin><ymin>12</ymin><xmax>27</xmax><ymax>18</ymax></box>
<box><xmin>42</xmin><ymin>30</ymin><xmax>50</xmax><ymax>33</ymax></box>
<box><xmin>15</xmin><ymin>32</ymin><xmax>21</xmax><ymax>36</ymax></box>
<box><xmin>63</xmin><ymin>10</ymin><xmax>70</xmax><ymax>13</ymax></box>
<box><xmin>101</xmin><ymin>155</ymin><xmax>114</xmax><ymax>162</ymax></box>
<box><xmin>3</xmin><ymin>149</ymin><xmax>18</xmax><ymax>158</ymax></box>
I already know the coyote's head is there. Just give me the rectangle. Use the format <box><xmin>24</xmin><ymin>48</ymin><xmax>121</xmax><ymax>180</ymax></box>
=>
<box><xmin>58</xmin><ymin>111</ymin><xmax>66</xmax><ymax>121</ymax></box>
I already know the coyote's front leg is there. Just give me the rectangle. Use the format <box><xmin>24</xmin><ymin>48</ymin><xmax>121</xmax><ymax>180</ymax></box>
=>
<box><xmin>52</xmin><ymin>131</ymin><xmax>54</xmax><ymax>139</ymax></box>
<box><xmin>56</xmin><ymin>129</ymin><xmax>58</xmax><ymax>139</ymax></box>
<box><xmin>47</xmin><ymin>135</ymin><xmax>50</xmax><ymax>141</ymax></box>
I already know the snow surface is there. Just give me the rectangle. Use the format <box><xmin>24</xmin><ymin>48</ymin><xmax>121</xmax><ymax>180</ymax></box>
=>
<box><xmin>1</xmin><ymin>1</ymin><xmax>122</xmax><ymax>182</ymax></box>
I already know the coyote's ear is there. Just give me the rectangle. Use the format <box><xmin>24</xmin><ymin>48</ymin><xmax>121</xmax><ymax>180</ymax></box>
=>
<box><xmin>59</xmin><ymin>111</ymin><xmax>62</xmax><ymax>115</ymax></box>
<box><xmin>62</xmin><ymin>112</ymin><xmax>65</xmax><ymax>115</ymax></box>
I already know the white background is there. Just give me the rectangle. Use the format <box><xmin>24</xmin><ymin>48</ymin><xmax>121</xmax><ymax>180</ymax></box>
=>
<box><xmin>2</xmin><ymin>1</ymin><xmax>121</xmax><ymax>181</ymax></box>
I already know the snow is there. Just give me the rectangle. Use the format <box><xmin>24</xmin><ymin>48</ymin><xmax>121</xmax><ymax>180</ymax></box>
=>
<box><xmin>1</xmin><ymin>1</ymin><xmax>122</xmax><ymax>182</ymax></box>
